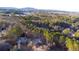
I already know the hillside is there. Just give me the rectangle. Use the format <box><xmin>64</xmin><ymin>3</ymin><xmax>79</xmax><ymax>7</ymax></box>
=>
<box><xmin>0</xmin><ymin>7</ymin><xmax>79</xmax><ymax>51</ymax></box>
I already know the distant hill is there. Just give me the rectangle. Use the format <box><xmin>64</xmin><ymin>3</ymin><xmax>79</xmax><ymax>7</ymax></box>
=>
<box><xmin>0</xmin><ymin>7</ymin><xmax>17</xmax><ymax>14</ymax></box>
<box><xmin>0</xmin><ymin>7</ymin><xmax>79</xmax><ymax>16</ymax></box>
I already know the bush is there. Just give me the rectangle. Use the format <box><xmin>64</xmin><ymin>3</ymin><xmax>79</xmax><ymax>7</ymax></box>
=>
<box><xmin>66</xmin><ymin>37</ymin><xmax>74</xmax><ymax>51</ymax></box>
<box><xmin>43</xmin><ymin>29</ymin><xmax>52</xmax><ymax>42</ymax></box>
<box><xmin>7</xmin><ymin>26</ymin><xmax>23</xmax><ymax>38</ymax></box>
<box><xmin>66</xmin><ymin>37</ymin><xmax>79</xmax><ymax>51</ymax></box>
<box><xmin>74</xmin><ymin>31</ymin><xmax>79</xmax><ymax>38</ymax></box>
<box><xmin>63</xmin><ymin>28</ymin><xmax>71</xmax><ymax>35</ymax></box>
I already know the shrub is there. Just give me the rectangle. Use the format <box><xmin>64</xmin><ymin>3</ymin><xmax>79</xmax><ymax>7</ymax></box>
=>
<box><xmin>7</xmin><ymin>26</ymin><xmax>23</xmax><ymax>38</ymax></box>
<box><xmin>63</xmin><ymin>28</ymin><xmax>71</xmax><ymax>35</ymax></box>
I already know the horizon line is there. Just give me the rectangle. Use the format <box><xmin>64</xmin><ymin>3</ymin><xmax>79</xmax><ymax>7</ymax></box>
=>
<box><xmin>0</xmin><ymin>6</ymin><xmax>79</xmax><ymax>12</ymax></box>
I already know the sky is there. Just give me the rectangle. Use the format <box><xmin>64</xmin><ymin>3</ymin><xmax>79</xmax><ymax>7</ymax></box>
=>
<box><xmin>0</xmin><ymin>0</ymin><xmax>79</xmax><ymax>12</ymax></box>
